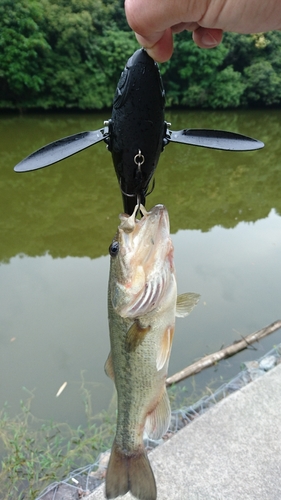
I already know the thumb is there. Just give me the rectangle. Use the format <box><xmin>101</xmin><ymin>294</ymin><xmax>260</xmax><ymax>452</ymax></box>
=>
<box><xmin>135</xmin><ymin>28</ymin><xmax>174</xmax><ymax>62</ymax></box>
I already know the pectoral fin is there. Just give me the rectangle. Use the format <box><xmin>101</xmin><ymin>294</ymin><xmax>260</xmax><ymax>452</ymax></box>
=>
<box><xmin>145</xmin><ymin>388</ymin><xmax>171</xmax><ymax>440</ymax></box>
<box><xmin>156</xmin><ymin>326</ymin><xmax>174</xmax><ymax>371</ymax></box>
<box><xmin>126</xmin><ymin>320</ymin><xmax>151</xmax><ymax>352</ymax></box>
<box><xmin>104</xmin><ymin>352</ymin><xmax>115</xmax><ymax>380</ymax></box>
<box><xmin>176</xmin><ymin>292</ymin><xmax>200</xmax><ymax>318</ymax></box>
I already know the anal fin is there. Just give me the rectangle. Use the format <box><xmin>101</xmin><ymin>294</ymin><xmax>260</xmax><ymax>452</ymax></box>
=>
<box><xmin>145</xmin><ymin>388</ymin><xmax>171</xmax><ymax>440</ymax></box>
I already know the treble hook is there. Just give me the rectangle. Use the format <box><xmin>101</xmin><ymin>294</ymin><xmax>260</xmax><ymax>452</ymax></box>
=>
<box><xmin>119</xmin><ymin>149</ymin><xmax>149</xmax><ymax>215</ymax></box>
<box><xmin>119</xmin><ymin>180</ymin><xmax>135</xmax><ymax>198</ymax></box>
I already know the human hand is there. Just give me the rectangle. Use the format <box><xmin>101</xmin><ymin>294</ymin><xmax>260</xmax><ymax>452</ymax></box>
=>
<box><xmin>125</xmin><ymin>0</ymin><xmax>281</xmax><ymax>62</ymax></box>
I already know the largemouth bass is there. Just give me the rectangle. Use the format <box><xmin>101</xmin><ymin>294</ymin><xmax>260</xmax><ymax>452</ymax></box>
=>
<box><xmin>105</xmin><ymin>204</ymin><xmax>200</xmax><ymax>500</ymax></box>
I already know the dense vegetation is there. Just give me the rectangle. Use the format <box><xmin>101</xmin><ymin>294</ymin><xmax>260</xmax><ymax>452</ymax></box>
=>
<box><xmin>1</xmin><ymin>0</ymin><xmax>281</xmax><ymax>110</ymax></box>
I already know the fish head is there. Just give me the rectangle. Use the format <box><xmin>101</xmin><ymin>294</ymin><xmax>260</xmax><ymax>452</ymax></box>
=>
<box><xmin>109</xmin><ymin>204</ymin><xmax>175</xmax><ymax>318</ymax></box>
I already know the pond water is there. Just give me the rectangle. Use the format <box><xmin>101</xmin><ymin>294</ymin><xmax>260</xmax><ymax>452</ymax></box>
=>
<box><xmin>0</xmin><ymin>109</ymin><xmax>281</xmax><ymax>428</ymax></box>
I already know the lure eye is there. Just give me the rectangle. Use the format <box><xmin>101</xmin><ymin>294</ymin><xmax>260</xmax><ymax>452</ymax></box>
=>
<box><xmin>109</xmin><ymin>241</ymin><xmax>119</xmax><ymax>257</ymax></box>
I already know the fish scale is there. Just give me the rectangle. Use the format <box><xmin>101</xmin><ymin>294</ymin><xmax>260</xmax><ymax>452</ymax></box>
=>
<box><xmin>108</xmin><ymin>297</ymin><xmax>166</xmax><ymax>451</ymax></box>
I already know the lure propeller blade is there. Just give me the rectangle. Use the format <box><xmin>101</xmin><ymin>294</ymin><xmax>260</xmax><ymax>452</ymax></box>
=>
<box><xmin>14</xmin><ymin>129</ymin><xmax>109</xmax><ymax>172</ymax></box>
<box><xmin>167</xmin><ymin>128</ymin><xmax>264</xmax><ymax>151</ymax></box>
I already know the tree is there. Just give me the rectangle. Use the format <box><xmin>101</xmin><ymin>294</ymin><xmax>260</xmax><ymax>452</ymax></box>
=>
<box><xmin>207</xmin><ymin>66</ymin><xmax>245</xmax><ymax>109</ymax></box>
<box><xmin>0</xmin><ymin>0</ymin><xmax>50</xmax><ymax>108</ymax></box>
<box><xmin>244</xmin><ymin>61</ymin><xmax>281</xmax><ymax>105</ymax></box>
<box><xmin>161</xmin><ymin>31</ymin><xmax>244</xmax><ymax>108</ymax></box>
<box><xmin>1</xmin><ymin>2</ymin><xmax>281</xmax><ymax>110</ymax></box>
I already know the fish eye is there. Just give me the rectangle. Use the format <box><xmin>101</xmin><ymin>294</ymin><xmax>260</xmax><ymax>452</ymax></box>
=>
<box><xmin>109</xmin><ymin>241</ymin><xmax>119</xmax><ymax>257</ymax></box>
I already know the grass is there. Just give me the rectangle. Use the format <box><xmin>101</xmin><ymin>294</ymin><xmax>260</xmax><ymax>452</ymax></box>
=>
<box><xmin>0</xmin><ymin>384</ymin><xmax>116</xmax><ymax>500</ymax></box>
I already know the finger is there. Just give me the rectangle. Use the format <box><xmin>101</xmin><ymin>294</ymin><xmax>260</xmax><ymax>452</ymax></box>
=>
<box><xmin>136</xmin><ymin>28</ymin><xmax>174</xmax><ymax>63</ymax></box>
<box><xmin>193</xmin><ymin>27</ymin><xmax>223</xmax><ymax>48</ymax></box>
<box><xmin>171</xmin><ymin>22</ymin><xmax>199</xmax><ymax>34</ymax></box>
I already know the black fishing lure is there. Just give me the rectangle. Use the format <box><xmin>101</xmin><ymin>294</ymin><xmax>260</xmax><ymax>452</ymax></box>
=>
<box><xmin>14</xmin><ymin>48</ymin><xmax>264</xmax><ymax>215</ymax></box>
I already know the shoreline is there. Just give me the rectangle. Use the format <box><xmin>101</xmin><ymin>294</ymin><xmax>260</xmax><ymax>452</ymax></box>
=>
<box><xmin>37</xmin><ymin>342</ymin><xmax>281</xmax><ymax>500</ymax></box>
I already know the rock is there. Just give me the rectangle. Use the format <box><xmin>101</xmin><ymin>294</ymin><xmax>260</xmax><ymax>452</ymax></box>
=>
<box><xmin>259</xmin><ymin>355</ymin><xmax>276</xmax><ymax>371</ymax></box>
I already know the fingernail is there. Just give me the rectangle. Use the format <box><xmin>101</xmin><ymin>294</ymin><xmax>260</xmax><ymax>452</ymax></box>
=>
<box><xmin>201</xmin><ymin>32</ymin><xmax>218</xmax><ymax>47</ymax></box>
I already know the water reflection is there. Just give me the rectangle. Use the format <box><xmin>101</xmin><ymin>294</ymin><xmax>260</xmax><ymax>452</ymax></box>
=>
<box><xmin>0</xmin><ymin>253</ymin><xmax>110</xmax><ymax>425</ymax></box>
<box><xmin>1</xmin><ymin>109</ymin><xmax>281</xmax><ymax>261</ymax></box>
<box><xmin>1</xmin><ymin>210</ymin><xmax>281</xmax><ymax>425</ymax></box>
<box><xmin>0</xmin><ymin>110</ymin><xmax>281</xmax><ymax>425</ymax></box>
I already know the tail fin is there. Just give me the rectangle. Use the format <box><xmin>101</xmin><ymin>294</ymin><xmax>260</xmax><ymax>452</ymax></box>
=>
<box><xmin>105</xmin><ymin>440</ymin><xmax>157</xmax><ymax>500</ymax></box>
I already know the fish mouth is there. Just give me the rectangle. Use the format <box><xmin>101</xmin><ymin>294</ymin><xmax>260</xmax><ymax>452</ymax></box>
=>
<box><xmin>118</xmin><ymin>204</ymin><xmax>170</xmax><ymax>264</ymax></box>
<box><xmin>112</xmin><ymin>204</ymin><xmax>174</xmax><ymax>318</ymax></box>
<box><xmin>119</xmin><ymin>204</ymin><xmax>169</xmax><ymax>237</ymax></box>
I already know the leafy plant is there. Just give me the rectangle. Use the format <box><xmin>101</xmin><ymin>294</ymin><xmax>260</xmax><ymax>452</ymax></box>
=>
<box><xmin>0</xmin><ymin>386</ymin><xmax>116</xmax><ymax>500</ymax></box>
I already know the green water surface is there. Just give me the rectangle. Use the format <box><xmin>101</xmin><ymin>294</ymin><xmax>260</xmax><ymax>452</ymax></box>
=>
<box><xmin>0</xmin><ymin>109</ymin><xmax>281</xmax><ymax>426</ymax></box>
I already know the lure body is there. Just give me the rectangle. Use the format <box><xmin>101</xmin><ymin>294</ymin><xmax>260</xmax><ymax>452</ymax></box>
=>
<box><xmin>107</xmin><ymin>49</ymin><xmax>166</xmax><ymax>213</ymax></box>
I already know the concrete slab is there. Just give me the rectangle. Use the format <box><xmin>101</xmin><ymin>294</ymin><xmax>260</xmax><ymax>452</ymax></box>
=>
<box><xmin>88</xmin><ymin>364</ymin><xmax>281</xmax><ymax>500</ymax></box>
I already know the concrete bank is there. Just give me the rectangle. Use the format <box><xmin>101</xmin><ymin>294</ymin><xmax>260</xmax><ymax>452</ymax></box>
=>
<box><xmin>88</xmin><ymin>363</ymin><xmax>281</xmax><ymax>500</ymax></box>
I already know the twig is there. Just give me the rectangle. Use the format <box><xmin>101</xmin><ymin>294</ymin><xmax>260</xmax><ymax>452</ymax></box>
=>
<box><xmin>166</xmin><ymin>320</ymin><xmax>281</xmax><ymax>386</ymax></box>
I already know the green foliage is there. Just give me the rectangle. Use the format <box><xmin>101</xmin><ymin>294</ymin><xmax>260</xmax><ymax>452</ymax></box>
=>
<box><xmin>207</xmin><ymin>66</ymin><xmax>246</xmax><ymax>109</ymax></box>
<box><xmin>222</xmin><ymin>32</ymin><xmax>260</xmax><ymax>73</ymax></box>
<box><xmin>162</xmin><ymin>30</ymin><xmax>281</xmax><ymax>108</ymax></box>
<box><xmin>244</xmin><ymin>61</ymin><xmax>281</xmax><ymax>105</ymax></box>
<box><xmin>0</xmin><ymin>0</ymin><xmax>50</xmax><ymax>107</ymax></box>
<box><xmin>161</xmin><ymin>33</ymin><xmax>226</xmax><ymax>106</ymax></box>
<box><xmin>0</xmin><ymin>0</ymin><xmax>137</xmax><ymax>110</ymax></box>
<box><xmin>223</xmin><ymin>31</ymin><xmax>281</xmax><ymax>107</ymax></box>
<box><xmin>0</xmin><ymin>0</ymin><xmax>281</xmax><ymax>109</ymax></box>
<box><xmin>0</xmin><ymin>386</ymin><xmax>116</xmax><ymax>500</ymax></box>
<box><xmin>161</xmin><ymin>32</ymin><xmax>245</xmax><ymax>108</ymax></box>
